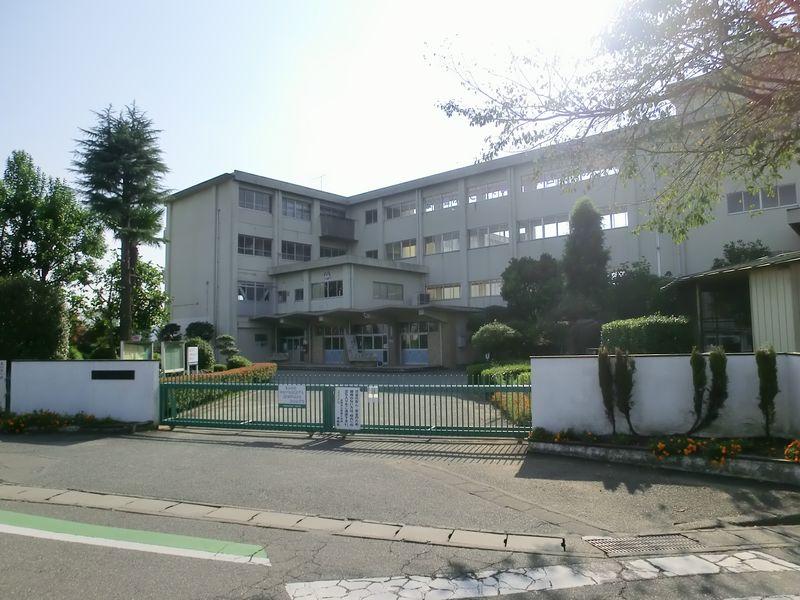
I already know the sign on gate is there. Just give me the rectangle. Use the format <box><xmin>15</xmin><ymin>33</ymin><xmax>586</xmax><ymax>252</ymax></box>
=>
<box><xmin>367</xmin><ymin>385</ymin><xmax>380</xmax><ymax>403</ymax></box>
<box><xmin>278</xmin><ymin>384</ymin><xmax>307</xmax><ymax>408</ymax></box>
<box><xmin>335</xmin><ymin>387</ymin><xmax>361</xmax><ymax>430</ymax></box>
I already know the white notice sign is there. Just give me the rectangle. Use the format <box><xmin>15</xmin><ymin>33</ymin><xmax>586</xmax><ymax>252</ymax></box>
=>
<box><xmin>367</xmin><ymin>385</ymin><xmax>380</xmax><ymax>403</ymax></box>
<box><xmin>186</xmin><ymin>347</ymin><xmax>199</xmax><ymax>366</ymax></box>
<box><xmin>335</xmin><ymin>387</ymin><xmax>361</xmax><ymax>430</ymax></box>
<box><xmin>278</xmin><ymin>384</ymin><xmax>307</xmax><ymax>408</ymax></box>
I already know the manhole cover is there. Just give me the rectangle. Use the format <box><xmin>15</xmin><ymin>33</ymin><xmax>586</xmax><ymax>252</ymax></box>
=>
<box><xmin>584</xmin><ymin>534</ymin><xmax>704</xmax><ymax>557</ymax></box>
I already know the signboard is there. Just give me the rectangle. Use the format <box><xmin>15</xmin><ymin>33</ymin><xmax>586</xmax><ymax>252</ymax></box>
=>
<box><xmin>161</xmin><ymin>341</ymin><xmax>186</xmax><ymax>374</ymax></box>
<box><xmin>278</xmin><ymin>384</ymin><xmax>307</xmax><ymax>408</ymax></box>
<box><xmin>367</xmin><ymin>385</ymin><xmax>380</xmax><ymax>403</ymax></box>
<box><xmin>335</xmin><ymin>387</ymin><xmax>361</xmax><ymax>430</ymax></box>
<box><xmin>120</xmin><ymin>341</ymin><xmax>153</xmax><ymax>360</ymax></box>
<box><xmin>186</xmin><ymin>346</ymin><xmax>199</xmax><ymax>366</ymax></box>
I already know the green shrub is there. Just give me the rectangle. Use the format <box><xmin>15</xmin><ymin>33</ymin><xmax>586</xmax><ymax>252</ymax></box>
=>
<box><xmin>216</xmin><ymin>334</ymin><xmax>240</xmax><ymax>360</ymax></box>
<box><xmin>600</xmin><ymin>314</ymin><xmax>691</xmax><ymax>354</ymax></box>
<box><xmin>212</xmin><ymin>363</ymin><xmax>226</xmax><ymax>372</ymax></box>
<box><xmin>689</xmin><ymin>347</ymin><xmax>707</xmax><ymax>433</ymax></box>
<box><xmin>158</xmin><ymin>323</ymin><xmax>182</xmax><ymax>341</ymax></box>
<box><xmin>466</xmin><ymin>362</ymin><xmax>491</xmax><ymax>384</ymax></box>
<box><xmin>90</xmin><ymin>345</ymin><xmax>116</xmax><ymax>359</ymax></box>
<box><xmin>186</xmin><ymin>321</ymin><xmax>215</xmax><ymax>341</ymax></box>
<box><xmin>598</xmin><ymin>346</ymin><xmax>616</xmax><ymax>434</ymax></box>
<box><xmin>692</xmin><ymin>346</ymin><xmax>728</xmax><ymax>433</ymax></box>
<box><xmin>68</xmin><ymin>346</ymin><xmax>84</xmax><ymax>360</ymax></box>
<box><xmin>470</xmin><ymin>321</ymin><xmax>522</xmax><ymax>361</ymax></box>
<box><xmin>755</xmin><ymin>346</ymin><xmax>779</xmax><ymax>437</ymax></box>
<box><xmin>184</xmin><ymin>337</ymin><xmax>214</xmax><ymax>371</ymax></box>
<box><xmin>162</xmin><ymin>363</ymin><xmax>278</xmax><ymax>412</ymax></box>
<box><xmin>227</xmin><ymin>355</ymin><xmax>252</xmax><ymax>369</ymax></box>
<box><xmin>480</xmin><ymin>362</ymin><xmax>530</xmax><ymax>384</ymax></box>
<box><xmin>0</xmin><ymin>276</ymin><xmax>68</xmax><ymax>360</ymax></box>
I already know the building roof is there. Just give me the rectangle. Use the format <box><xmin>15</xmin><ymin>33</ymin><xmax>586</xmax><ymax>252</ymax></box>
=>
<box><xmin>665</xmin><ymin>250</ymin><xmax>800</xmax><ymax>287</ymax></box>
<box><xmin>168</xmin><ymin>139</ymin><xmax>604</xmax><ymax>207</ymax></box>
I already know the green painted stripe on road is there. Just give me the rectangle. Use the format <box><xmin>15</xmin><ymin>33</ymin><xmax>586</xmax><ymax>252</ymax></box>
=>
<box><xmin>0</xmin><ymin>509</ymin><xmax>268</xmax><ymax>561</ymax></box>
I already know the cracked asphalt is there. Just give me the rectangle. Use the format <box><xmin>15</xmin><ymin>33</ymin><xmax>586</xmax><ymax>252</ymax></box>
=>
<box><xmin>2</xmin><ymin>429</ymin><xmax>800</xmax><ymax>598</ymax></box>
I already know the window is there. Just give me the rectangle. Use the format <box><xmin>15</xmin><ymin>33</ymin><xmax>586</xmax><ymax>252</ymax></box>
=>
<box><xmin>320</xmin><ymin>326</ymin><xmax>346</xmax><ymax>350</ymax></box>
<box><xmin>366</xmin><ymin>249</ymin><xmax>378</xmax><ymax>259</ymax></box>
<box><xmin>320</xmin><ymin>205</ymin><xmax>345</xmax><ymax>218</ymax></box>
<box><xmin>239</xmin><ymin>188</ymin><xmax>272</xmax><ymax>212</ymax></box>
<box><xmin>424</xmin><ymin>231</ymin><xmax>460</xmax><ymax>255</ymax></box>
<box><xmin>543</xmin><ymin>215</ymin><xmax>570</xmax><ymax>238</ymax></box>
<box><xmin>365</xmin><ymin>208</ymin><xmax>378</xmax><ymax>224</ymax></box>
<box><xmin>399</xmin><ymin>321</ymin><xmax>438</xmax><ymax>349</ymax></box>
<box><xmin>470</xmin><ymin>279</ymin><xmax>502</xmax><ymax>298</ymax></box>
<box><xmin>427</xmin><ymin>283</ymin><xmax>460</xmax><ymax>300</ymax></box>
<box><xmin>521</xmin><ymin>168</ymin><xmax>619</xmax><ymax>192</ymax></box>
<box><xmin>237</xmin><ymin>281</ymin><xmax>271</xmax><ymax>302</ymax></box>
<box><xmin>468</xmin><ymin>223</ymin><xmax>510</xmax><ymax>249</ymax></box>
<box><xmin>294</xmin><ymin>288</ymin><xmax>304</xmax><ymax>301</ymax></box>
<box><xmin>311</xmin><ymin>280</ymin><xmax>344</xmax><ymax>299</ymax></box>
<box><xmin>467</xmin><ymin>180</ymin><xmax>509</xmax><ymax>203</ymax></box>
<box><xmin>254</xmin><ymin>333</ymin><xmax>269</xmax><ymax>347</ymax></box>
<box><xmin>282</xmin><ymin>197</ymin><xmax>311</xmax><ymax>220</ymax></box>
<box><xmin>320</xmin><ymin>245</ymin><xmax>346</xmax><ymax>258</ymax></box>
<box><xmin>727</xmin><ymin>184</ymin><xmax>798</xmax><ymax>214</ymax></box>
<box><xmin>352</xmin><ymin>323</ymin><xmax>388</xmax><ymax>352</ymax></box>
<box><xmin>237</xmin><ymin>234</ymin><xmax>272</xmax><ymax>257</ymax></box>
<box><xmin>373</xmin><ymin>281</ymin><xmax>403</xmax><ymax>301</ymax></box>
<box><xmin>280</xmin><ymin>240</ymin><xmax>311</xmax><ymax>262</ymax></box>
<box><xmin>600</xmin><ymin>210</ymin><xmax>629</xmax><ymax>230</ymax></box>
<box><xmin>385</xmin><ymin>200</ymin><xmax>417</xmax><ymax>219</ymax></box>
<box><xmin>423</xmin><ymin>191</ymin><xmax>459</xmax><ymax>212</ymax></box>
<box><xmin>277</xmin><ymin>290</ymin><xmax>288</xmax><ymax>303</ymax></box>
<box><xmin>386</xmin><ymin>238</ymin><xmax>417</xmax><ymax>260</ymax></box>
<box><xmin>517</xmin><ymin>218</ymin><xmax>544</xmax><ymax>241</ymax></box>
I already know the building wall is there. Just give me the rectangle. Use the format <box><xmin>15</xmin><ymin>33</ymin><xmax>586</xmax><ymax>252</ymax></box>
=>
<box><xmin>750</xmin><ymin>264</ymin><xmax>800</xmax><ymax>352</ymax></box>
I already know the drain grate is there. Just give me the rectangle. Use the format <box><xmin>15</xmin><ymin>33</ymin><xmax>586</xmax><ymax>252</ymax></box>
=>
<box><xmin>584</xmin><ymin>534</ymin><xmax>705</xmax><ymax>557</ymax></box>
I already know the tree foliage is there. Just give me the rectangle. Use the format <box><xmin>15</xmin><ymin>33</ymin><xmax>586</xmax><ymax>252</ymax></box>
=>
<box><xmin>440</xmin><ymin>0</ymin><xmax>800</xmax><ymax>240</ymax></box>
<box><xmin>500</xmin><ymin>253</ymin><xmax>562</xmax><ymax>331</ymax></box>
<box><xmin>755</xmin><ymin>346</ymin><xmax>779</xmax><ymax>437</ymax></box>
<box><xmin>186</xmin><ymin>321</ymin><xmax>215</xmax><ymax>342</ymax></box>
<box><xmin>0</xmin><ymin>276</ymin><xmax>68</xmax><ymax>360</ymax></box>
<box><xmin>562</xmin><ymin>198</ymin><xmax>609</xmax><ymax>317</ymax></box>
<box><xmin>608</xmin><ymin>260</ymin><xmax>678</xmax><ymax>319</ymax></box>
<box><xmin>711</xmin><ymin>239</ymin><xmax>772</xmax><ymax>268</ymax></box>
<box><xmin>0</xmin><ymin>151</ymin><xmax>104</xmax><ymax>285</ymax></box>
<box><xmin>73</xmin><ymin>104</ymin><xmax>168</xmax><ymax>342</ymax></box>
<box><xmin>470</xmin><ymin>321</ymin><xmax>522</xmax><ymax>360</ymax></box>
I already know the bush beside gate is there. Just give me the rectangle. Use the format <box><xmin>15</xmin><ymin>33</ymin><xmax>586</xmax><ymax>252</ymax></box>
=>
<box><xmin>162</xmin><ymin>363</ymin><xmax>278</xmax><ymax>412</ymax></box>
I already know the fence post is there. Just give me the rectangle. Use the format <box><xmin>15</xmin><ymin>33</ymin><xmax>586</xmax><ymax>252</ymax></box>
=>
<box><xmin>322</xmin><ymin>385</ymin><xmax>335</xmax><ymax>432</ymax></box>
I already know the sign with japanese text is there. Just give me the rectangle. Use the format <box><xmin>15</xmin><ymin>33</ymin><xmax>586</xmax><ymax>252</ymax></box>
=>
<box><xmin>335</xmin><ymin>387</ymin><xmax>361</xmax><ymax>430</ymax></box>
<box><xmin>278</xmin><ymin>384</ymin><xmax>307</xmax><ymax>408</ymax></box>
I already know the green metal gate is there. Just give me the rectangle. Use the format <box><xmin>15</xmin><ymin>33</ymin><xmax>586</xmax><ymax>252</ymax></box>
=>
<box><xmin>159</xmin><ymin>380</ymin><xmax>531</xmax><ymax>437</ymax></box>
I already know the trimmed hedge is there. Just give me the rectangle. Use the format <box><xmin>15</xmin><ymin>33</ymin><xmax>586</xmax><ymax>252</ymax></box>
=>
<box><xmin>466</xmin><ymin>362</ymin><xmax>530</xmax><ymax>384</ymax></box>
<box><xmin>227</xmin><ymin>355</ymin><xmax>252</xmax><ymax>369</ymax></box>
<box><xmin>600</xmin><ymin>314</ymin><xmax>691</xmax><ymax>354</ymax></box>
<box><xmin>163</xmin><ymin>363</ymin><xmax>278</xmax><ymax>412</ymax></box>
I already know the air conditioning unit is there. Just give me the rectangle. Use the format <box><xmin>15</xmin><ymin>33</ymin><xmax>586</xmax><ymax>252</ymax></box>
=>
<box><xmin>418</xmin><ymin>293</ymin><xmax>431</xmax><ymax>305</ymax></box>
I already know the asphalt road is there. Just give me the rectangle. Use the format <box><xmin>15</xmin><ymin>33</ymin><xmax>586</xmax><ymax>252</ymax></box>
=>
<box><xmin>2</xmin><ymin>430</ymin><xmax>800</xmax><ymax>599</ymax></box>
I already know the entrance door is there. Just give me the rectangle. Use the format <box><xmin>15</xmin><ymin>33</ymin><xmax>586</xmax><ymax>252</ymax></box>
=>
<box><xmin>278</xmin><ymin>329</ymin><xmax>307</xmax><ymax>363</ymax></box>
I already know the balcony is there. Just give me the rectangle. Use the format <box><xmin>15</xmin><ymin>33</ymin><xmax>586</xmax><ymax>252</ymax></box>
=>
<box><xmin>320</xmin><ymin>214</ymin><xmax>356</xmax><ymax>241</ymax></box>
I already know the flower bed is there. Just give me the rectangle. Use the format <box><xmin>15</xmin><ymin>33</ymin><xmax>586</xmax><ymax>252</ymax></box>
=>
<box><xmin>0</xmin><ymin>410</ymin><xmax>125</xmax><ymax>434</ymax></box>
<box><xmin>490</xmin><ymin>391</ymin><xmax>531</xmax><ymax>427</ymax></box>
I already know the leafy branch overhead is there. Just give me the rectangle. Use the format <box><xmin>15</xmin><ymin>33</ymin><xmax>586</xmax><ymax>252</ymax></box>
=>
<box><xmin>439</xmin><ymin>0</ymin><xmax>800</xmax><ymax>240</ymax></box>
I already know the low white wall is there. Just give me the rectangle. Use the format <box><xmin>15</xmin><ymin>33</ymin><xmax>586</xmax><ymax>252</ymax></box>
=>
<box><xmin>531</xmin><ymin>354</ymin><xmax>800</xmax><ymax>438</ymax></box>
<box><xmin>10</xmin><ymin>361</ymin><xmax>160</xmax><ymax>423</ymax></box>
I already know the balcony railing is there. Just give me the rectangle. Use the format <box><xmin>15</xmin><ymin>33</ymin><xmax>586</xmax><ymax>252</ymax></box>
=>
<box><xmin>320</xmin><ymin>214</ymin><xmax>356</xmax><ymax>241</ymax></box>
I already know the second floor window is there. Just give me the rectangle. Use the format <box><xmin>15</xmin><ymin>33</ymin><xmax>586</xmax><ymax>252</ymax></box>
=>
<box><xmin>600</xmin><ymin>210</ymin><xmax>629</xmax><ymax>230</ymax></box>
<box><xmin>366</xmin><ymin>249</ymin><xmax>378</xmax><ymax>259</ymax></box>
<box><xmin>385</xmin><ymin>200</ymin><xmax>417</xmax><ymax>220</ymax></box>
<box><xmin>320</xmin><ymin>245</ymin><xmax>346</xmax><ymax>258</ymax></box>
<box><xmin>427</xmin><ymin>283</ymin><xmax>460</xmax><ymax>300</ymax></box>
<box><xmin>277</xmin><ymin>290</ymin><xmax>288</xmax><ymax>303</ymax></box>
<box><xmin>281</xmin><ymin>240</ymin><xmax>311</xmax><ymax>261</ymax></box>
<box><xmin>470</xmin><ymin>279</ymin><xmax>502</xmax><ymax>298</ymax></box>
<box><xmin>239</xmin><ymin>188</ymin><xmax>272</xmax><ymax>212</ymax></box>
<box><xmin>238</xmin><ymin>234</ymin><xmax>272</xmax><ymax>257</ymax></box>
<box><xmin>468</xmin><ymin>224</ymin><xmax>510</xmax><ymax>249</ymax></box>
<box><xmin>373</xmin><ymin>281</ymin><xmax>403</xmax><ymax>300</ymax></box>
<box><xmin>518</xmin><ymin>214</ymin><xmax>572</xmax><ymax>240</ymax></box>
<box><xmin>365</xmin><ymin>208</ymin><xmax>378</xmax><ymax>224</ymax></box>
<box><xmin>294</xmin><ymin>288</ymin><xmax>304</xmax><ymax>301</ymax></box>
<box><xmin>237</xmin><ymin>280</ymin><xmax>271</xmax><ymax>302</ymax></box>
<box><xmin>386</xmin><ymin>238</ymin><xmax>416</xmax><ymax>260</ymax></box>
<box><xmin>311</xmin><ymin>280</ymin><xmax>344</xmax><ymax>299</ymax></box>
<box><xmin>424</xmin><ymin>231</ymin><xmax>460</xmax><ymax>255</ymax></box>
<box><xmin>282</xmin><ymin>197</ymin><xmax>311</xmax><ymax>221</ymax></box>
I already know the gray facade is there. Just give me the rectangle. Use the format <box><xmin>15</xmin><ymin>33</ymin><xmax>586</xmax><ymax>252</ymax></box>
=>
<box><xmin>165</xmin><ymin>148</ymin><xmax>800</xmax><ymax>367</ymax></box>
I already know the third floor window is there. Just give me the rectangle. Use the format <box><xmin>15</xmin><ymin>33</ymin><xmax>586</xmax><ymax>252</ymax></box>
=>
<box><xmin>239</xmin><ymin>188</ymin><xmax>272</xmax><ymax>212</ymax></box>
<box><xmin>386</xmin><ymin>238</ymin><xmax>416</xmax><ymax>260</ymax></box>
<box><xmin>385</xmin><ymin>200</ymin><xmax>417</xmax><ymax>220</ymax></box>
<box><xmin>424</xmin><ymin>231</ymin><xmax>460</xmax><ymax>255</ymax></box>
<box><xmin>283</xmin><ymin>197</ymin><xmax>311</xmax><ymax>221</ymax></box>
<box><xmin>280</xmin><ymin>240</ymin><xmax>311</xmax><ymax>262</ymax></box>
<box><xmin>467</xmin><ymin>180</ymin><xmax>509</xmax><ymax>204</ymax></box>
<box><xmin>468</xmin><ymin>224</ymin><xmax>510</xmax><ymax>249</ymax></box>
<box><xmin>237</xmin><ymin>234</ymin><xmax>272</xmax><ymax>257</ymax></box>
<box><xmin>727</xmin><ymin>184</ymin><xmax>797</xmax><ymax>214</ymax></box>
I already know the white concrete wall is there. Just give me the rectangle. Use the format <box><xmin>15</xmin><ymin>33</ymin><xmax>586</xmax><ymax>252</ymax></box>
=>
<box><xmin>531</xmin><ymin>353</ymin><xmax>800</xmax><ymax>438</ymax></box>
<box><xmin>11</xmin><ymin>361</ymin><xmax>160</xmax><ymax>423</ymax></box>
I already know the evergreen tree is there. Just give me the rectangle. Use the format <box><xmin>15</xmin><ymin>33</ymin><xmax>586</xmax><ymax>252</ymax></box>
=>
<box><xmin>74</xmin><ymin>104</ymin><xmax>168</xmax><ymax>342</ymax></box>
<box><xmin>561</xmin><ymin>198</ymin><xmax>609</xmax><ymax>317</ymax></box>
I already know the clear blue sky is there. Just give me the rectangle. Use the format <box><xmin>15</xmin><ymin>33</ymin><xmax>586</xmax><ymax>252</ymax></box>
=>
<box><xmin>0</xmin><ymin>0</ymin><xmax>622</xmax><ymax>265</ymax></box>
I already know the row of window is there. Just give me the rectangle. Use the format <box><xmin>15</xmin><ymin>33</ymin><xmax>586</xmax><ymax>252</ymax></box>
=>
<box><xmin>318</xmin><ymin>322</ymin><xmax>438</xmax><ymax>351</ymax></box>
<box><xmin>726</xmin><ymin>184</ymin><xmax>797</xmax><ymax>214</ymax></box>
<box><xmin>427</xmin><ymin>280</ymin><xmax>502</xmax><ymax>299</ymax></box>
<box><xmin>239</xmin><ymin>189</ymin><xmax>313</xmax><ymax>221</ymax></box>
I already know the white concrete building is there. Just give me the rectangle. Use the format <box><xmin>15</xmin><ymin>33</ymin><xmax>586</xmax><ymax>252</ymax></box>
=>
<box><xmin>165</xmin><ymin>149</ymin><xmax>800</xmax><ymax>367</ymax></box>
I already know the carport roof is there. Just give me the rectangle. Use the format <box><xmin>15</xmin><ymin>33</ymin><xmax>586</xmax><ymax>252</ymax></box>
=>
<box><xmin>663</xmin><ymin>249</ymin><xmax>800</xmax><ymax>289</ymax></box>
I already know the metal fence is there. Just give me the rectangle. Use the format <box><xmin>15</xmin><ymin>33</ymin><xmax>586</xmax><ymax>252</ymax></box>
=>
<box><xmin>159</xmin><ymin>374</ymin><xmax>531</xmax><ymax>437</ymax></box>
